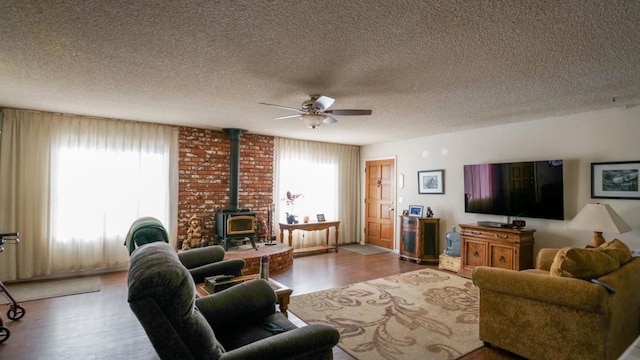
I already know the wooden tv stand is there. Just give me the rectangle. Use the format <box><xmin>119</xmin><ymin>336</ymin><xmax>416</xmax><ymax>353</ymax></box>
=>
<box><xmin>457</xmin><ymin>223</ymin><xmax>535</xmax><ymax>279</ymax></box>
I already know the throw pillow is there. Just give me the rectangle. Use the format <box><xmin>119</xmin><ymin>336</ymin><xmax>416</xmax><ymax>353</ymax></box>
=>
<box><xmin>598</xmin><ymin>239</ymin><xmax>633</xmax><ymax>265</ymax></box>
<box><xmin>550</xmin><ymin>246</ymin><xmax>620</xmax><ymax>279</ymax></box>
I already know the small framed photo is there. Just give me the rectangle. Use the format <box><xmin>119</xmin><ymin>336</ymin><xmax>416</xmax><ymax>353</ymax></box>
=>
<box><xmin>408</xmin><ymin>205</ymin><xmax>423</xmax><ymax>217</ymax></box>
<box><xmin>591</xmin><ymin>161</ymin><xmax>640</xmax><ymax>199</ymax></box>
<box><xmin>316</xmin><ymin>214</ymin><xmax>326</xmax><ymax>222</ymax></box>
<box><xmin>418</xmin><ymin>169</ymin><xmax>445</xmax><ymax>194</ymax></box>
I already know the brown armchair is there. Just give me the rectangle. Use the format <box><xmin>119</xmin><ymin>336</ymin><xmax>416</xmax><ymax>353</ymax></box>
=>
<box><xmin>125</xmin><ymin>217</ymin><xmax>245</xmax><ymax>283</ymax></box>
<box><xmin>127</xmin><ymin>241</ymin><xmax>340</xmax><ymax>360</ymax></box>
<box><xmin>473</xmin><ymin>245</ymin><xmax>640</xmax><ymax>360</ymax></box>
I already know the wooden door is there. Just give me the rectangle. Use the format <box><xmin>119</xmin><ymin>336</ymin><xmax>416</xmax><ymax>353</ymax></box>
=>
<box><xmin>365</xmin><ymin>159</ymin><xmax>395</xmax><ymax>249</ymax></box>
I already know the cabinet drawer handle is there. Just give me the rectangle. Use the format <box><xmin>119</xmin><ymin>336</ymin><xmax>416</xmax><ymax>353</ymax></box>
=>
<box><xmin>471</xmin><ymin>231</ymin><xmax>481</xmax><ymax>235</ymax></box>
<box><xmin>495</xmin><ymin>234</ymin><xmax>509</xmax><ymax>240</ymax></box>
<box><xmin>498</xmin><ymin>255</ymin><xmax>506</xmax><ymax>263</ymax></box>
<box><xmin>473</xmin><ymin>251</ymin><xmax>480</xmax><ymax>257</ymax></box>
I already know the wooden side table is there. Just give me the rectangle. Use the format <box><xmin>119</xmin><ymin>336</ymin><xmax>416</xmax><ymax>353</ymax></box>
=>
<box><xmin>196</xmin><ymin>275</ymin><xmax>293</xmax><ymax>317</ymax></box>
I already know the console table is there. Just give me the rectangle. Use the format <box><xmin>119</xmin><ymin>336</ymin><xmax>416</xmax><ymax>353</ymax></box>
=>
<box><xmin>279</xmin><ymin>221</ymin><xmax>340</xmax><ymax>255</ymax></box>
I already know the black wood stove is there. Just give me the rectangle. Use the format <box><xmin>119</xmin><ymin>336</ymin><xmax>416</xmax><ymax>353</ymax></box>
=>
<box><xmin>216</xmin><ymin>128</ymin><xmax>258</xmax><ymax>250</ymax></box>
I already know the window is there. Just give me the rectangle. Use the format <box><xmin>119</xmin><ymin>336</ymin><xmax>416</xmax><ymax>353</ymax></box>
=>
<box><xmin>273</xmin><ymin>137</ymin><xmax>359</xmax><ymax>248</ymax></box>
<box><xmin>0</xmin><ymin>109</ymin><xmax>177</xmax><ymax>278</ymax></box>
<box><xmin>51</xmin><ymin>147</ymin><xmax>170</xmax><ymax>242</ymax></box>
<box><xmin>278</xmin><ymin>159</ymin><xmax>337</xmax><ymax>223</ymax></box>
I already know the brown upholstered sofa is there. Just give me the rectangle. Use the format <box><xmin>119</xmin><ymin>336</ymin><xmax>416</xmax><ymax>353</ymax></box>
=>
<box><xmin>473</xmin><ymin>240</ymin><xmax>640</xmax><ymax>360</ymax></box>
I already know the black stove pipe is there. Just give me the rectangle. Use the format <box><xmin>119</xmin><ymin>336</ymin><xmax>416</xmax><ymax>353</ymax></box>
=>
<box><xmin>223</xmin><ymin>128</ymin><xmax>247</xmax><ymax>210</ymax></box>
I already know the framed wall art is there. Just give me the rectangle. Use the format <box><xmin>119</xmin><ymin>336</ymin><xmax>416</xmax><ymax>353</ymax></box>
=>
<box><xmin>408</xmin><ymin>205</ymin><xmax>423</xmax><ymax>217</ymax></box>
<box><xmin>418</xmin><ymin>169</ymin><xmax>445</xmax><ymax>194</ymax></box>
<box><xmin>591</xmin><ymin>161</ymin><xmax>640</xmax><ymax>199</ymax></box>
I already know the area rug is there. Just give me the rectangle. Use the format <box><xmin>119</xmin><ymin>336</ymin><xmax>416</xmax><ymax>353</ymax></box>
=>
<box><xmin>0</xmin><ymin>276</ymin><xmax>101</xmax><ymax>304</ymax></box>
<box><xmin>340</xmin><ymin>244</ymin><xmax>391</xmax><ymax>256</ymax></box>
<box><xmin>288</xmin><ymin>269</ymin><xmax>481</xmax><ymax>360</ymax></box>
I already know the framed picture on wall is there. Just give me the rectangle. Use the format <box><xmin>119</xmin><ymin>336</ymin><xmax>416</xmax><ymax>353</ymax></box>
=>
<box><xmin>591</xmin><ymin>161</ymin><xmax>640</xmax><ymax>199</ymax></box>
<box><xmin>418</xmin><ymin>169</ymin><xmax>445</xmax><ymax>194</ymax></box>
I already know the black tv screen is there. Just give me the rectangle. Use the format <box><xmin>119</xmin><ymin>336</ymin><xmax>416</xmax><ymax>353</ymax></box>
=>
<box><xmin>464</xmin><ymin>160</ymin><xmax>565</xmax><ymax>220</ymax></box>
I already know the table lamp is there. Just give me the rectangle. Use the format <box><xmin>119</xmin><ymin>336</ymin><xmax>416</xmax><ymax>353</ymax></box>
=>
<box><xmin>565</xmin><ymin>203</ymin><xmax>631</xmax><ymax>247</ymax></box>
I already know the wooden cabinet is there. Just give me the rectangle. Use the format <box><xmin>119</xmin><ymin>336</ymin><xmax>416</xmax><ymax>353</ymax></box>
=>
<box><xmin>399</xmin><ymin>216</ymin><xmax>440</xmax><ymax>264</ymax></box>
<box><xmin>457</xmin><ymin>224</ymin><xmax>535</xmax><ymax>278</ymax></box>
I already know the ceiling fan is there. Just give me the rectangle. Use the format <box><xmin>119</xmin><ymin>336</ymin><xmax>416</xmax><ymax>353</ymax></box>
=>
<box><xmin>259</xmin><ymin>95</ymin><xmax>372</xmax><ymax>129</ymax></box>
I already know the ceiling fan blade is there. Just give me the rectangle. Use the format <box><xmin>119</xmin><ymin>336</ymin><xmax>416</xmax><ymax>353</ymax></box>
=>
<box><xmin>259</xmin><ymin>102</ymin><xmax>305</xmax><ymax>113</ymax></box>
<box><xmin>323</xmin><ymin>115</ymin><xmax>338</xmax><ymax>124</ymax></box>
<box><xmin>314</xmin><ymin>95</ymin><xmax>335</xmax><ymax>110</ymax></box>
<box><xmin>325</xmin><ymin>109</ymin><xmax>372</xmax><ymax>116</ymax></box>
<box><xmin>273</xmin><ymin>114</ymin><xmax>302</xmax><ymax>120</ymax></box>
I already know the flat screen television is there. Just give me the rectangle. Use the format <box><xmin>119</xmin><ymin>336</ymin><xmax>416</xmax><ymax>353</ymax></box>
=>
<box><xmin>464</xmin><ymin>160</ymin><xmax>565</xmax><ymax>220</ymax></box>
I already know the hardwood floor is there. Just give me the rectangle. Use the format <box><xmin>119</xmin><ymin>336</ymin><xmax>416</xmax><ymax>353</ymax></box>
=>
<box><xmin>0</xmin><ymin>248</ymin><xmax>523</xmax><ymax>359</ymax></box>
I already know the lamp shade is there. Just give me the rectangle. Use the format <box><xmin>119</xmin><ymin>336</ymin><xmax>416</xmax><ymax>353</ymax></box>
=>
<box><xmin>300</xmin><ymin>114</ymin><xmax>325</xmax><ymax>129</ymax></box>
<box><xmin>566</xmin><ymin>203</ymin><xmax>631</xmax><ymax>246</ymax></box>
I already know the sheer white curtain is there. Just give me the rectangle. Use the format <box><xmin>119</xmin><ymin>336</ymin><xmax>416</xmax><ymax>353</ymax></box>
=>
<box><xmin>274</xmin><ymin>137</ymin><xmax>360</xmax><ymax>248</ymax></box>
<box><xmin>0</xmin><ymin>109</ymin><xmax>178</xmax><ymax>281</ymax></box>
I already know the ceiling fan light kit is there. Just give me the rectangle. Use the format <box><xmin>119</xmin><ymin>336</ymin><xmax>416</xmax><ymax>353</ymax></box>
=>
<box><xmin>259</xmin><ymin>95</ymin><xmax>372</xmax><ymax>129</ymax></box>
<box><xmin>301</xmin><ymin>114</ymin><xmax>326</xmax><ymax>129</ymax></box>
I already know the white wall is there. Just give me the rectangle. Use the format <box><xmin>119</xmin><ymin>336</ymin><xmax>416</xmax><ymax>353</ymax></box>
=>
<box><xmin>361</xmin><ymin>106</ymin><xmax>640</xmax><ymax>254</ymax></box>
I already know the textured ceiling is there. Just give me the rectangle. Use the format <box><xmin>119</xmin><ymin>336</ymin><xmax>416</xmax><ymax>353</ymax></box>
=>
<box><xmin>1</xmin><ymin>0</ymin><xmax>639</xmax><ymax>145</ymax></box>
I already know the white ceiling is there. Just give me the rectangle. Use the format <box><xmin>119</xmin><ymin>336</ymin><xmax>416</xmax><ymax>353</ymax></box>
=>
<box><xmin>1</xmin><ymin>1</ymin><xmax>639</xmax><ymax>145</ymax></box>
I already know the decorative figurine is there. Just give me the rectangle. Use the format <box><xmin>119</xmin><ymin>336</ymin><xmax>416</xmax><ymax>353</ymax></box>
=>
<box><xmin>426</xmin><ymin>207</ymin><xmax>434</xmax><ymax>218</ymax></box>
<box><xmin>183</xmin><ymin>215</ymin><xmax>203</xmax><ymax>250</ymax></box>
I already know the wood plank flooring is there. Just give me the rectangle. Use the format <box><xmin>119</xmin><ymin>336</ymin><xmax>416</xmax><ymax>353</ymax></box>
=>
<box><xmin>0</xmin><ymin>249</ymin><xmax>522</xmax><ymax>359</ymax></box>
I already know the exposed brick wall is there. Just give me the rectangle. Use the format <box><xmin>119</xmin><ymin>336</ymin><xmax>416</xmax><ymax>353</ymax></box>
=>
<box><xmin>243</xmin><ymin>249</ymin><xmax>293</xmax><ymax>275</ymax></box>
<box><xmin>178</xmin><ymin>127</ymin><xmax>274</xmax><ymax>247</ymax></box>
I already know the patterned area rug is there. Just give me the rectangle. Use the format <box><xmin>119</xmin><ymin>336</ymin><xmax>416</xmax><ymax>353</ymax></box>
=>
<box><xmin>288</xmin><ymin>269</ymin><xmax>482</xmax><ymax>360</ymax></box>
